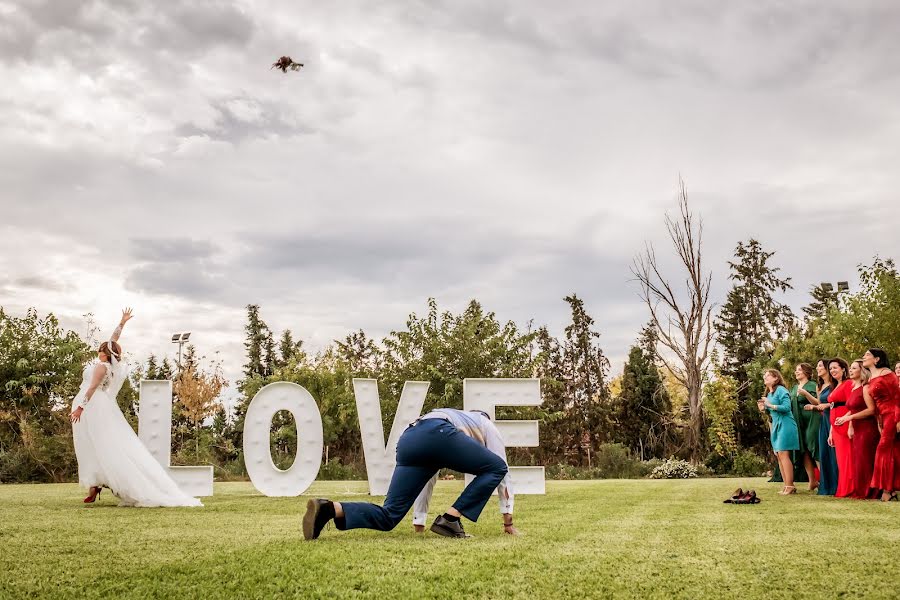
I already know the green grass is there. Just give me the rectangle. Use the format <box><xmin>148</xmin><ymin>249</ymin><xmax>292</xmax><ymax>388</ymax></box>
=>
<box><xmin>2</xmin><ymin>479</ymin><xmax>899</xmax><ymax>599</ymax></box>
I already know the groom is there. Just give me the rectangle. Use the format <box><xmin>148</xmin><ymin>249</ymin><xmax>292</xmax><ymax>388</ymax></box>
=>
<box><xmin>303</xmin><ymin>408</ymin><xmax>516</xmax><ymax>539</ymax></box>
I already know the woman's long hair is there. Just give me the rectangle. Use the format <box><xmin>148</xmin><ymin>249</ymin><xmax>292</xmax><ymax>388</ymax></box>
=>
<box><xmin>852</xmin><ymin>360</ymin><xmax>871</xmax><ymax>385</ymax></box>
<box><xmin>99</xmin><ymin>341</ymin><xmax>122</xmax><ymax>363</ymax></box>
<box><xmin>765</xmin><ymin>369</ymin><xmax>787</xmax><ymax>394</ymax></box>
<box><xmin>829</xmin><ymin>357</ymin><xmax>849</xmax><ymax>383</ymax></box>
<box><xmin>817</xmin><ymin>359</ymin><xmax>834</xmax><ymax>391</ymax></box>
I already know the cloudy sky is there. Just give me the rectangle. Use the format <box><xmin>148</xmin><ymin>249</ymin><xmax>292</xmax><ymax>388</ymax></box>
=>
<box><xmin>1</xmin><ymin>0</ymin><xmax>899</xmax><ymax>389</ymax></box>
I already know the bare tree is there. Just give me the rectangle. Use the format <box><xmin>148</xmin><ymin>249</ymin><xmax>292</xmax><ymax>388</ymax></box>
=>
<box><xmin>632</xmin><ymin>178</ymin><xmax>714</xmax><ymax>461</ymax></box>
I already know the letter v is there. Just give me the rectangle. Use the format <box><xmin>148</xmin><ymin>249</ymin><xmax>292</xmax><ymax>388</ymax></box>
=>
<box><xmin>352</xmin><ymin>378</ymin><xmax>428</xmax><ymax>495</ymax></box>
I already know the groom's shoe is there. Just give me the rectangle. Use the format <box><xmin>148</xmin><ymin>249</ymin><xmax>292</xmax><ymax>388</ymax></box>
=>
<box><xmin>302</xmin><ymin>499</ymin><xmax>335</xmax><ymax>540</ymax></box>
<box><xmin>430</xmin><ymin>515</ymin><xmax>472</xmax><ymax>538</ymax></box>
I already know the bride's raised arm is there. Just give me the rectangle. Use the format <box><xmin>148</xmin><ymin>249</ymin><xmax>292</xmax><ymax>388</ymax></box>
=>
<box><xmin>110</xmin><ymin>307</ymin><xmax>134</xmax><ymax>343</ymax></box>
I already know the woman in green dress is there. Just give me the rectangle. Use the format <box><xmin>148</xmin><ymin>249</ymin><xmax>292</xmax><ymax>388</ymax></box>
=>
<box><xmin>790</xmin><ymin>363</ymin><xmax>820</xmax><ymax>490</ymax></box>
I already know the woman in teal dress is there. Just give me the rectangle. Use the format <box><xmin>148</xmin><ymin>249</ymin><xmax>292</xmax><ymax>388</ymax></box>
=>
<box><xmin>758</xmin><ymin>369</ymin><xmax>801</xmax><ymax>495</ymax></box>
<box><xmin>790</xmin><ymin>363</ymin><xmax>820</xmax><ymax>490</ymax></box>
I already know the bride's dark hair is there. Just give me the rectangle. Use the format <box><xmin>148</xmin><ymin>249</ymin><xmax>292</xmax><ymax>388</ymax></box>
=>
<box><xmin>99</xmin><ymin>341</ymin><xmax>122</xmax><ymax>362</ymax></box>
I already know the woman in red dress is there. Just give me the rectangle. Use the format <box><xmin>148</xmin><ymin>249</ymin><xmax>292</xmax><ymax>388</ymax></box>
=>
<box><xmin>834</xmin><ymin>360</ymin><xmax>879</xmax><ymax>499</ymax></box>
<box><xmin>864</xmin><ymin>348</ymin><xmax>900</xmax><ymax>502</ymax></box>
<box><xmin>822</xmin><ymin>358</ymin><xmax>853</xmax><ymax>497</ymax></box>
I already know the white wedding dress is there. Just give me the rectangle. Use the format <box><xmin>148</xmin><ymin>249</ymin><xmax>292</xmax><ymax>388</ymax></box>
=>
<box><xmin>71</xmin><ymin>346</ymin><xmax>202</xmax><ymax>508</ymax></box>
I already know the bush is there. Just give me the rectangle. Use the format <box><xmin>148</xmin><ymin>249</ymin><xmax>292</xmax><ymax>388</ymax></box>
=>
<box><xmin>318</xmin><ymin>458</ymin><xmax>366</xmax><ymax>480</ymax></box>
<box><xmin>732</xmin><ymin>450</ymin><xmax>769</xmax><ymax>477</ymax></box>
<box><xmin>636</xmin><ymin>458</ymin><xmax>664</xmax><ymax>478</ymax></box>
<box><xmin>649</xmin><ymin>458</ymin><xmax>699</xmax><ymax>479</ymax></box>
<box><xmin>593</xmin><ymin>443</ymin><xmax>642</xmax><ymax>478</ymax></box>
<box><xmin>545</xmin><ymin>444</ymin><xmax>645</xmax><ymax>479</ymax></box>
<box><xmin>704</xmin><ymin>451</ymin><xmax>733</xmax><ymax>475</ymax></box>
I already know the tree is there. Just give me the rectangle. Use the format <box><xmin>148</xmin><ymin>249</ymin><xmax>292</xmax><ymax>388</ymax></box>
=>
<box><xmin>802</xmin><ymin>284</ymin><xmax>837</xmax><ymax>321</ymax></box>
<box><xmin>773</xmin><ymin>257</ymin><xmax>900</xmax><ymax>367</ymax></box>
<box><xmin>279</xmin><ymin>329</ymin><xmax>304</xmax><ymax>366</ymax></box>
<box><xmin>335</xmin><ymin>329</ymin><xmax>380</xmax><ymax>376</ymax></box>
<box><xmin>242</xmin><ymin>304</ymin><xmax>267</xmax><ymax>381</ymax></box>
<box><xmin>614</xmin><ymin>324</ymin><xmax>672</xmax><ymax>460</ymax></box>
<box><xmin>381</xmin><ymin>298</ymin><xmax>536</xmax><ymax>414</ymax></box>
<box><xmin>174</xmin><ymin>364</ymin><xmax>227</xmax><ymax>458</ymax></box>
<box><xmin>263</xmin><ymin>329</ymin><xmax>278</xmax><ymax>376</ymax></box>
<box><xmin>632</xmin><ymin>179</ymin><xmax>714</xmax><ymax>461</ymax></box>
<box><xmin>533</xmin><ymin>325</ymin><xmax>572</xmax><ymax>464</ymax></box>
<box><xmin>560</xmin><ymin>294</ymin><xmax>611</xmax><ymax>465</ymax></box>
<box><xmin>715</xmin><ymin>239</ymin><xmax>794</xmax><ymax>449</ymax></box>
<box><xmin>703</xmin><ymin>367</ymin><xmax>739</xmax><ymax>458</ymax></box>
<box><xmin>0</xmin><ymin>308</ymin><xmax>90</xmax><ymax>482</ymax></box>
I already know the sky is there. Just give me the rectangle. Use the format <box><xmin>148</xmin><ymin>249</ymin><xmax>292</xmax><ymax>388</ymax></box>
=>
<box><xmin>1</xmin><ymin>0</ymin><xmax>899</xmax><ymax>391</ymax></box>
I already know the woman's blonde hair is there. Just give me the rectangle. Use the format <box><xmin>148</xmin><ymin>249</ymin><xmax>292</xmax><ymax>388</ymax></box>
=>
<box><xmin>852</xmin><ymin>360</ymin><xmax>870</xmax><ymax>385</ymax></box>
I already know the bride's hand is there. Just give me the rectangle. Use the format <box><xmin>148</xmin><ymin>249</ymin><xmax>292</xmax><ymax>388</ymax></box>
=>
<box><xmin>120</xmin><ymin>307</ymin><xmax>134</xmax><ymax>324</ymax></box>
<box><xmin>70</xmin><ymin>407</ymin><xmax>84</xmax><ymax>423</ymax></box>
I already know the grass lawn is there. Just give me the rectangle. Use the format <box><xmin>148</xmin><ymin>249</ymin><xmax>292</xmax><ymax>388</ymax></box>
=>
<box><xmin>2</xmin><ymin>478</ymin><xmax>900</xmax><ymax>599</ymax></box>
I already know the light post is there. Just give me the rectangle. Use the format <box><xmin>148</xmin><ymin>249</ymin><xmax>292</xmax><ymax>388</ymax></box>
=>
<box><xmin>819</xmin><ymin>281</ymin><xmax>849</xmax><ymax>296</ymax></box>
<box><xmin>171</xmin><ymin>332</ymin><xmax>191</xmax><ymax>370</ymax></box>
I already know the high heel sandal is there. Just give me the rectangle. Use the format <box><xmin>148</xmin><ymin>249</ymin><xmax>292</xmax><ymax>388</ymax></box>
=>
<box><xmin>778</xmin><ymin>485</ymin><xmax>797</xmax><ymax>495</ymax></box>
<box><xmin>83</xmin><ymin>486</ymin><xmax>102</xmax><ymax>503</ymax></box>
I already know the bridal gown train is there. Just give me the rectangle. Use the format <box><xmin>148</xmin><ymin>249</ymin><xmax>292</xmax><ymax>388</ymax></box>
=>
<box><xmin>72</xmin><ymin>355</ymin><xmax>202</xmax><ymax>508</ymax></box>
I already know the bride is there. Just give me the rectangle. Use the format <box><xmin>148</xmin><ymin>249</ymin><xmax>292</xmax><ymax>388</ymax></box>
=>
<box><xmin>70</xmin><ymin>309</ymin><xmax>202</xmax><ymax>508</ymax></box>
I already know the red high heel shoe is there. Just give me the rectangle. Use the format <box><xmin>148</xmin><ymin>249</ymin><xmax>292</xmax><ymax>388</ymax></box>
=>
<box><xmin>83</xmin><ymin>486</ymin><xmax>102</xmax><ymax>503</ymax></box>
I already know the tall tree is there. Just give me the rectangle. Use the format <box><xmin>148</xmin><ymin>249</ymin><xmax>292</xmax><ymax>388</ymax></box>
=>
<box><xmin>242</xmin><ymin>304</ymin><xmax>267</xmax><ymax>380</ymax></box>
<box><xmin>533</xmin><ymin>325</ymin><xmax>572</xmax><ymax>463</ymax></box>
<box><xmin>632</xmin><ymin>179</ymin><xmax>714</xmax><ymax>461</ymax></box>
<box><xmin>716</xmin><ymin>239</ymin><xmax>794</xmax><ymax>386</ymax></box>
<box><xmin>802</xmin><ymin>283</ymin><xmax>838</xmax><ymax>321</ymax></box>
<box><xmin>614</xmin><ymin>324</ymin><xmax>672</xmax><ymax>460</ymax></box>
<box><xmin>263</xmin><ymin>329</ymin><xmax>278</xmax><ymax>376</ymax></box>
<box><xmin>715</xmin><ymin>238</ymin><xmax>794</xmax><ymax>449</ymax></box>
<box><xmin>560</xmin><ymin>294</ymin><xmax>611</xmax><ymax>464</ymax></box>
<box><xmin>279</xmin><ymin>329</ymin><xmax>303</xmax><ymax>366</ymax></box>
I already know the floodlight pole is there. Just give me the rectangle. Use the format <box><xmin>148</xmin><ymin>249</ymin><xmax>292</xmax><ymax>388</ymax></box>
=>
<box><xmin>171</xmin><ymin>332</ymin><xmax>192</xmax><ymax>372</ymax></box>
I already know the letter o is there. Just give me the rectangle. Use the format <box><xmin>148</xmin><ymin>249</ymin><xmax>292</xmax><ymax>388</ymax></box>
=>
<box><xmin>243</xmin><ymin>382</ymin><xmax>323</xmax><ymax>496</ymax></box>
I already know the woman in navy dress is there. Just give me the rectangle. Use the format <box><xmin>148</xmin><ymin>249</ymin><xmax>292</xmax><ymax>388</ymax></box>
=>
<box><xmin>806</xmin><ymin>359</ymin><xmax>839</xmax><ymax>495</ymax></box>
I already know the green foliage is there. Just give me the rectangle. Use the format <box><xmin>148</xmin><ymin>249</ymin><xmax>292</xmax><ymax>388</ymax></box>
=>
<box><xmin>381</xmin><ymin>298</ymin><xmax>536</xmax><ymax>412</ymax></box>
<box><xmin>773</xmin><ymin>257</ymin><xmax>900</xmax><ymax>374</ymax></box>
<box><xmin>613</xmin><ymin>324</ymin><xmax>672</xmax><ymax>459</ymax></box>
<box><xmin>0</xmin><ymin>308</ymin><xmax>90</xmax><ymax>482</ymax></box>
<box><xmin>732</xmin><ymin>449</ymin><xmax>769</xmax><ymax>477</ymax></box>
<box><xmin>703</xmin><ymin>370</ymin><xmax>739</xmax><ymax>458</ymax></box>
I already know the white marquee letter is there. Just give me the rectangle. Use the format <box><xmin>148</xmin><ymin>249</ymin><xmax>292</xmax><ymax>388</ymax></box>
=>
<box><xmin>243</xmin><ymin>382</ymin><xmax>324</xmax><ymax>496</ymax></box>
<box><xmin>353</xmin><ymin>379</ymin><xmax>428</xmax><ymax>495</ymax></box>
<box><xmin>138</xmin><ymin>380</ymin><xmax>214</xmax><ymax>497</ymax></box>
<box><xmin>463</xmin><ymin>378</ymin><xmax>545</xmax><ymax>494</ymax></box>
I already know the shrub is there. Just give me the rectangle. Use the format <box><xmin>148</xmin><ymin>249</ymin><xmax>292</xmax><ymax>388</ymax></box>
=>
<box><xmin>649</xmin><ymin>458</ymin><xmax>699</xmax><ymax>479</ymax></box>
<box><xmin>593</xmin><ymin>443</ymin><xmax>642</xmax><ymax>478</ymax></box>
<box><xmin>318</xmin><ymin>458</ymin><xmax>366</xmax><ymax>480</ymax></box>
<box><xmin>732</xmin><ymin>450</ymin><xmax>769</xmax><ymax>477</ymax></box>
<box><xmin>704</xmin><ymin>451</ymin><xmax>733</xmax><ymax>475</ymax></box>
<box><xmin>636</xmin><ymin>458</ymin><xmax>664</xmax><ymax>477</ymax></box>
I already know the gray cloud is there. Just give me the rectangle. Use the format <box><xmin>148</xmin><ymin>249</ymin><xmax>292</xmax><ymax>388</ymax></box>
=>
<box><xmin>2</xmin><ymin>1</ymin><xmax>900</xmax><ymax>386</ymax></box>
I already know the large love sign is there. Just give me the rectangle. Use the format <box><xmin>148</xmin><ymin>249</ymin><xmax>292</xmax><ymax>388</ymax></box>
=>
<box><xmin>138</xmin><ymin>377</ymin><xmax>544</xmax><ymax>497</ymax></box>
